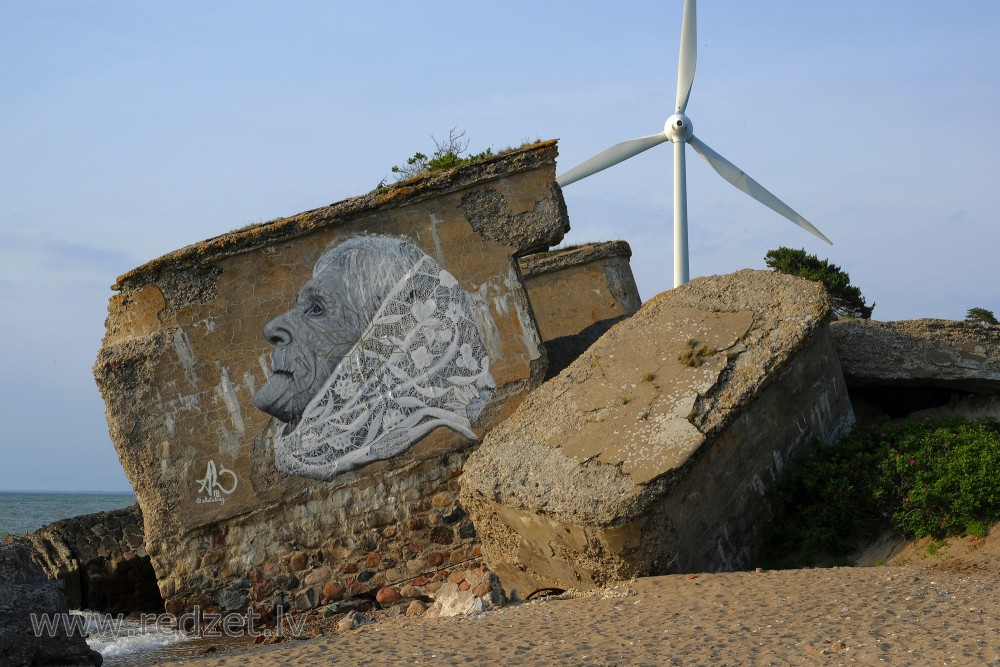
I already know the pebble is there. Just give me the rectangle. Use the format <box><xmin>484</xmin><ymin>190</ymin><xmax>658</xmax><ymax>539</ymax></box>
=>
<box><xmin>337</xmin><ymin>611</ymin><xmax>364</xmax><ymax>632</ymax></box>
<box><xmin>376</xmin><ymin>586</ymin><xmax>402</xmax><ymax>606</ymax></box>
<box><xmin>399</xmin><ymin>584</ymin><xmax>422</xmax><ymax>599</ymax></box>
<box><xmin>303</xmin><ymin>566</ymin><xmax>331</xmax><ymax>586</ymax></box>
<box><xmin>432</xmin><ymin>491</ymin><xmax>453</xmax><ymax>507</ymax></box>
<box><xmin>465</xmin><ymin>571</ymin><xmax>483</xmax><ymax>590</ymax></box>
<box><xmin>289</xmin><ymin>552</ymin><xmax>308</xmax><ymax>571</ymax></box>
<box><xmin>383</xmin><ymin>603</ymin><xmax>406</xmax><ymax>619</ymax></box>
<box><xmin>406</xmin><ymin>558</ymin><xmax>428</xmax><ymax>574</ymax></box>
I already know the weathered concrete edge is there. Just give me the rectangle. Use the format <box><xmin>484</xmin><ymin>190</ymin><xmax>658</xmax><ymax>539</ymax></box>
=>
<box><xmin>460</xmin><ymin>272</ymin><xmax>837</xmax><ymax>530</ymax></box>
<box><xmin>114</xmin><ymin>140</ymin><xmax>560</xmax><ymax>291</ymax></box>
<box><xmin>830</xmin><ymin>317</ymin><xmax>1000</xmax><ymax>390</ymax></box>
<box><xmin>467</xmin><ymin>323</ymin><xmax>855</xmax><ymax>593</ymax></box>
<box><xmin>517</xmin><ymin>240</ymin><xmax>632</xmax><ymax>279</ymax></box>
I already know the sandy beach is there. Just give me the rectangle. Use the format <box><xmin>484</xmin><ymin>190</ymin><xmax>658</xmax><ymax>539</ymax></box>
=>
<box><xmin>121</xmin><ymin>531</ymin><xmax>1000</xmax><ymax>667</ymax></box>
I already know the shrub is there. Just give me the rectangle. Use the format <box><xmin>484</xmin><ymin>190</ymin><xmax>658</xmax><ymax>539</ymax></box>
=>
<box><xmin>764</xmin><ymin>247</ymin><xmax>874</xmax><ymax>319</ymax></box>
<box><xmin>391</xmin><ymin>128</ymin><xmax>494</xmax><ymax>181</ymax></box>
<box><xmin>761</xmin><ymin>418</ymin><xmax>1000</xmax><ymax>563</ymax></box>
<box><xmin>877</xmin><ymin>418</ymin><xmax>1000</xmax><ymax>538</ymax></box>
<box><xmin>966</xmin><ymin>307</ymin><xmax>998</xmax><ymax>326</ymax></box>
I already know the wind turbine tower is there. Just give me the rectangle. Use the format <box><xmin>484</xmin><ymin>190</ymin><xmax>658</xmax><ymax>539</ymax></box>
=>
<box><xmin>556</xmin><ymin>0</ymin><xmax>832</xmax><ymax>288</ymax></box>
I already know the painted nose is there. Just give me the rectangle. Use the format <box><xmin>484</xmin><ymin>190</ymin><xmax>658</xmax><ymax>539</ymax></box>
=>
<box><xmin>263</xmin><ymin>312</ymin><xmax>292</xmax><ymax>346</ymax></box>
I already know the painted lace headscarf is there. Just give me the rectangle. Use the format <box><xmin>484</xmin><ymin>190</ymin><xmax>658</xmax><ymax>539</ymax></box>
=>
<box><xmin>273</xmin><ymin>236</ymin><xmax>495</xmax><ymax>480</ymax></box>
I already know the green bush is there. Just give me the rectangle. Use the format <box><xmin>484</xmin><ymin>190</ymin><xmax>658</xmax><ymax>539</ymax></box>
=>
<box><xmin>764</xmin><ymin>247</ymin><xmax>874</xmax><ymax>319</ymax></box>
<box><xmin>879</xmin><ymin>419</ymin><xmax>1000</xmax><ymax>538</ymax></box>
<box><xmin>390</xmin><ymin>128</ymin><xmax>494</xmax><ymax>181</ymax></box>
<box><xmin>762</xmin><ymin>418</ymin><xmax>1000</xmax><ymax>563</ymax></box>
<box><xmin>966</xmin><ymin>307</ymin><xmax>998</xmax><ymax>326</ymax></box>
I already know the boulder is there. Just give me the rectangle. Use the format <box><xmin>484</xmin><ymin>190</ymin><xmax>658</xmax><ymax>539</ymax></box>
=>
<box><xmin>426</xmin><ymin>568</ymin><xmax>504</xmax><ymax>619</ymax></box>
<box><xmin>0</xmin><ymin>539</ymin><xmax>103</xmax><ymax>666</ymax></box>
<box><xmin>518</xmin><ymin>241</ymin><xmax>641</xmax><ymax>379</ymax></box>
<box><xmin>831</xmin><ymin>318</ymin><xmax>1000</xmax><ymax>421</ymax></box>
<box><xmin>93</xmin><ymin>142</ymin><xmax>569</xmax><ymax>614</ymax></box>
<box><xmin>460</xmin><ymin>270</ymin><xmax>854</xmax><ymax>596</ymax></box>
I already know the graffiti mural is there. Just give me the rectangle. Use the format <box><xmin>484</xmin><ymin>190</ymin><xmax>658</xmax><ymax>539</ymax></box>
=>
<box><xmin>195</xmin><ymin>460</ymin><xmax>238</xmax><ymax>505</ymax></box>
<box><xmin>253</xmin><ymin>235</ymin><xmax>495</xmax><ymax>480</ymax></box>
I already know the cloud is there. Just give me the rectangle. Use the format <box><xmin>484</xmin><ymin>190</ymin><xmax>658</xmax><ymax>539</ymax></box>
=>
<box><xmin>0</xmin><ymin>228</ymin><xmax>134</xmax><ymax>300</ymax></box>
<box><xmin>0</xmin><ymin>227</ymin><xmax>130</xmax><ymax>268</ymax></box>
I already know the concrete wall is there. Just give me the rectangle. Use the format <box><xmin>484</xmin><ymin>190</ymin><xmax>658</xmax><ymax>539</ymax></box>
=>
<box><xmin>518</xmin><ymin>241</ymin><xmax>640</xmax><ymax>342</ymax></box>
<box><xmin>831</xmin><ymin>318</ymin><xmax>1000</xmax><ymax>423</ymax></box>
<box><xmin>93</xmin><ymin>142</ymin><xmax>569</xmax><ymax>615</ymax></box>
<box><xmin>20</xmin><ymin>504</ymin><xmax>161</xmax><ymax>614</ymax></box>
<box><xmin>519</xmin><ymin>241</ymin><xmax>641</xmax><ymax>379</ymax></box>
<box><xmin>656</xmin><ymin>325</ymin><xmax>854</xmax><ymax>573</ymax></box>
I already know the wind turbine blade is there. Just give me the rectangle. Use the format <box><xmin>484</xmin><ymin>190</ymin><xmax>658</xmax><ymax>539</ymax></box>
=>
<box><xmin>675</xmin><ymin>0</ymin><xmax>697</xmax><ymax>113</ymax></box>
<box><xmin>688</xmin><ymin>135</ymin><xmax>832</xmax><ymax>245</ymax></box>
<box><xmin>556</xmin><ymin>133</ymin><xmax>667</xmax><ymax>187</ymax></box>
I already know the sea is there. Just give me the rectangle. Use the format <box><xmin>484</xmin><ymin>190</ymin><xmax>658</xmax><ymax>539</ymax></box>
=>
<box><xmin>0</xmin><ymin>490</ymin><xmax>137</xmax><ymax>538</ymax></box>
<box><xmin>0</xmin><ymin>490</ymin><xmax>203</xmax><ymax>665</ymax></box>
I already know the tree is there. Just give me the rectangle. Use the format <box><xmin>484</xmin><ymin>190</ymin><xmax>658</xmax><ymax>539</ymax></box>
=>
<box><xmin>966</xmin><ymin>307</ymin><xmax>998</xmax><ymax>326</ymax></box>
<box><xmin>764</xmin><ymin>247</ymin><xmax>874</xmax><ymax>319</ymax></box>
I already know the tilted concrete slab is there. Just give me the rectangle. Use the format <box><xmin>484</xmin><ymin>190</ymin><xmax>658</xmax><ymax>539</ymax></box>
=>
<box><xmin>460</xmin><ymin>269</ymin><xmax>855</xmax><ymax>596</ymax></box>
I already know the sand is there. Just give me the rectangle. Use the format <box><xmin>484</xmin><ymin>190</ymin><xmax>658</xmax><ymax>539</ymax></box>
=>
<box><xmin>125</xmin><ymin>532</ymin><xmax>1000</xmax><ymax>666</ymax></box>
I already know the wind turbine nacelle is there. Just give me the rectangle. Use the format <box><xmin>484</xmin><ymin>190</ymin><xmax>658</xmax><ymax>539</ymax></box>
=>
<box><xmin>665</xmin><ymin>113</ymin><xmax>693</xmax><ymax>143</ymax></box>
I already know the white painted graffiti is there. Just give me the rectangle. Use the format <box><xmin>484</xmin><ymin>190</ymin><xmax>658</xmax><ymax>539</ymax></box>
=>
<box><xmin>253</xmin><ymin>235</ymin><xmax>495</xmax><ymax>480</ymax></box>
<box><xmin>195</xmin><ymin>460</ymin><xmax>238</xmax><ymax>505</ymax></box>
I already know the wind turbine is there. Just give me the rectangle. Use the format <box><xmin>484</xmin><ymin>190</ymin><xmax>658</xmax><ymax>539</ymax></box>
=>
<box><xmin>556</xmin><ymin>0</ymin><xmax>831</xmax><ymax>288</ymax></box>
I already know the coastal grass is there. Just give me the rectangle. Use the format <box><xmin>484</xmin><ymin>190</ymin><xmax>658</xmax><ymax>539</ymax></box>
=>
<box><xmin>388</xmin><ymin>128</ymin><xmax>541</xmax><ymax>183</ymax></box>
<box><xmin>760</xmin><ymin>417</ymin><xmax>1000</xmax><ymax>566</ymax></box>
<box><xmin>678</xmin><ymin>339</ymin><xmax>716</xmax><ymax>367</ymax></box>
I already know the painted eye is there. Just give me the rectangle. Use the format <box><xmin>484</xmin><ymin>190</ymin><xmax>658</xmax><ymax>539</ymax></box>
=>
<box><xmin>305</xmin><ymin>302</ymin><xmax>324</xmax><ymax>316</ymax></box>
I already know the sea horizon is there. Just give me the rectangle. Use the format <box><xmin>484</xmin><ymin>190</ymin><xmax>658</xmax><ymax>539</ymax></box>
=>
<box><xmin>0</xmin><ymin>490</ymin><xmax>138</xmax><ymax>538</ymax></box>
<box><xmin>0</xmin><ymin>488</ymin><xmax>135</xmax><ymax>494</ymax></box>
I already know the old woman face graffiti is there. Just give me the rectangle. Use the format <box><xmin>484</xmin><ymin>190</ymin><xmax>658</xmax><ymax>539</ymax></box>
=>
<box><xmin>253</xmin><ymin>235</ymin><xmax>495</xmax><ymax>480</ymax></box>
<box><xmin>252</xmin><ymin>267</ymin><xmax>359</xmax><ymax>425</ymax></box>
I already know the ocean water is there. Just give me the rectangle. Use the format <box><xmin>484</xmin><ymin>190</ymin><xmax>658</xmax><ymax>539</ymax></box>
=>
<box><xmin>74</xmin><ymin>612</ymin><xmax>197</xmax><ymax>666</ymax></box>
<box><xmin>0</xmin><ymin>491</ymin><xmax>202</xmax><ymax>663</ymax></box>
<box><xmin>0</xmin><ymin>490</ymin><xmax>137</xmax><ymax>538</ymax></box>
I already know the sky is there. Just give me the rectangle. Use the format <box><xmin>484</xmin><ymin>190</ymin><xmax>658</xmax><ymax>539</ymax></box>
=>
<box><xmin>1</xmin><ymin>1</ymin><xmax>997</xmax><ymax>492</ymax></box>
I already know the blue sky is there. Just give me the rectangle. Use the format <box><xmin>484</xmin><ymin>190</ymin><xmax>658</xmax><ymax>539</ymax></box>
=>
<box><xmin>1</xmin><ymin>1</ymin><xmax>997</xmax><ymax>492</ymax></box>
